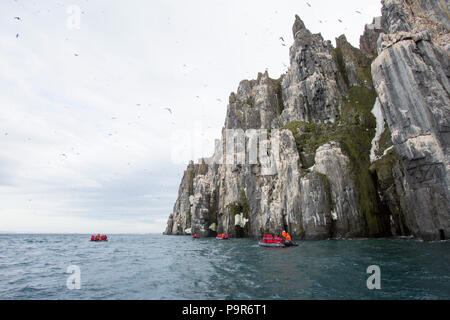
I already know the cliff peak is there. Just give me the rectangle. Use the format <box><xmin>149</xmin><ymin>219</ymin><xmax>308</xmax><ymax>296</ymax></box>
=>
<box><xmin>292</xmin><ymin>15</ymin><xmax>307</xmax><ymax>38</ymax></box>
<box><xmin>335</xmin><ymin>34</ymin><xmax>349</xmax><ymax>48</ymax></box>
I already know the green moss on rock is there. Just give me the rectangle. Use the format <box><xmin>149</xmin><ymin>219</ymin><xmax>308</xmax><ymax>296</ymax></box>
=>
<box><xmin>375</xmin><ymin>124</ymin><xmax>393</xmax><ymax>159</ymax></box>
<box><xmin>273</xmin><ymin>78</ymin><xmax>285</xmax><ymax>115</ymax></box>
<box><xmin>283</xmin><ymin>83</ymin><xmax>390</xmax><ymax>236</ymax></box>
<box><xmin>334</xmin><ymin>47</ymin><xmax>350</xmax><ymax>87</ymax></box>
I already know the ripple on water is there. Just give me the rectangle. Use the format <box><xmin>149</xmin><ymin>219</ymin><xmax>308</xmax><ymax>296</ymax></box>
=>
<box><xmin>0</xmin><ymin>235</ymin><xmax>449</xmax><ymax>299</ymax></box>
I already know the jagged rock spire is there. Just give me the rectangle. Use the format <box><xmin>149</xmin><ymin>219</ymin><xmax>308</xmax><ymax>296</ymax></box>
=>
<box><xmin>292</xmin><ymin>15</ymin><xmax>306</xmax><ymax>38</ymax></box>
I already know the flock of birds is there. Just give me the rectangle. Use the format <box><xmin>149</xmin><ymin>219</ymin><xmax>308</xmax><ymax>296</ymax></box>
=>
<box><xmin>7</xmin><ymin>1</ymin><xmax>367</xmax><ymax>161</ymax></box>
<box><xmin>4</xmin><ymin>1</ymin><xmax>372</xmax><ymax>211</ymax></box>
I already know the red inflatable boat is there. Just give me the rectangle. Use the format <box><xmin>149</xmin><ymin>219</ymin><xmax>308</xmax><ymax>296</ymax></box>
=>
<box><xmin>90</xmin><ymin>235</ymin><xmax>108</xmax><ymax>242</ymax></box>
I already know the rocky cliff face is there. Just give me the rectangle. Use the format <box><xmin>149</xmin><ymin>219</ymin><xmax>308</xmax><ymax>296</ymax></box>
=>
<box><xmin>165</xmin><ymin>1</ymin><xmax>449</xmax><ymax>241</ymax></box>
<box><xmin>371</xmin><ymin>0</ymin><xmax>450</xmax><ymax>240</ymax></box>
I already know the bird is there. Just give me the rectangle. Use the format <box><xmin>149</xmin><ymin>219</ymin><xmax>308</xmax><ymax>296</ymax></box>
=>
<box><xmin>279</xmin><ymin>36</ymin><xmax>285</xmax><ymax>42</ymax></box>
<box><xmin>281</xmin><ymin>43</ymin><xmax>286</xmax><ymax>47</ymax></box>
<box><xmin>356</xmin><ymin>11</ymin><xmax>362</xmax><ymax>14</ymax></box>
<box><xmin>164</xmin><ymin>107</ymin><xmax>172</xmax><ymax>114</ymax></box>
<box><xmin>306</xmin><ymin>2</ymin><xmax>311</xmax><ymax>7</ymax></box>
<box><xmin>338</xmin><ymin>19</ymin><xmax>343</xmax><ymax>23</ymax></box>
<box><xmin>13</xmin><ymin>17</ymin><xmax>21</xmax><ymax>20</ymax></box>
<box><xmin>16</xmin><ymin>33</ymin><xmax>19</xmax><ymax>38</ymax></box>
<box><xmin>74</xmin><ymin>53</ymin><xmax>79</xmax><ymax>56</ymax></box>
<box><xmin>216</xmin><ymin>98</ymin><xmax>222</xmax><ymax>102</ymax></box>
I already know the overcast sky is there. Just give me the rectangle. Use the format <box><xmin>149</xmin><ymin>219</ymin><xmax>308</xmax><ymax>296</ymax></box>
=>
<box><xmin>0</xmin><ymin>0</ymin><xmax>382</xmax><ymax>234</ymax></box>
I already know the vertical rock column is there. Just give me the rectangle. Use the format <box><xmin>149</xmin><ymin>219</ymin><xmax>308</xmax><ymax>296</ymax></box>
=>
<box><xmin>372</xmin><ymin>31</ymin><xmax>450</xmax><ymax>240</ymax></box>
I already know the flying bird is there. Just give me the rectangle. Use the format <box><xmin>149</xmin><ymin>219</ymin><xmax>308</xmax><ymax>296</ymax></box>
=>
<box><xmin>338</xmin><ymin>19</ymin><xmax>343</xmax><ymax>23</ymax></box>
<box><xmin>164</xmin><ymin>107</ymin><xmax>172</xmax><ymax>114</ymax></box>
<box><xmin>14</xmin><ymin>17</ymin><xmax>21</xmax><ymax>20</ymax></box>
<box><xmin>306</xmin><ymin>2</ymin><xmax>311</xmax><ymax>7</ymax></box>
<box><xmin>16</xmin><ymin>33</ymin><xmax>19</xmax><ymax>38</ymax></box>
<box><xmin>279</xmin><ymin>36</ymin><xmax>285</xmax><ymax>42</ymax></box>
<box><xmin>356</xmin><ymin>11</ymin><xmax>362</xmax><ymax>14</ymax></box>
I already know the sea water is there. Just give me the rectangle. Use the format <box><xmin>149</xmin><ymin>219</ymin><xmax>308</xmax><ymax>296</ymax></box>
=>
<box><xmin>0</xmin><ymin>234</ymin><xmax>449</xmax><ymax>300</ymax></box>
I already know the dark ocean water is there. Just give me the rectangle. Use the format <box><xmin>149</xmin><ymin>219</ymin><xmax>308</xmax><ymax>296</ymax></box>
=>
<box><xmin>0</xmin><ymin>234</ymin><xmax>449</xmax><ymax>300</ymax></box>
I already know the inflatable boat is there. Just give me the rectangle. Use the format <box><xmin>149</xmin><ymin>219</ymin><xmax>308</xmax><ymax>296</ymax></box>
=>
<box><xmin>284</xmin><ymin>240</ymin><xmax>299</xmax><ymax>247</ymax></box>
<box><xmin>259</xmin><ymin>235</ymin><xmax>298</xmax><ymax>248</ymax></box>
<box><xmin>258</xmin><ymin>241</ymin><xmax>286</xmax><ymax>248</ymax></box>
<box><xmin>90</xmin><ymin>235</ymin><xmax>108</xmax><ymax>242</ymax></box>
<box><xmin>258</xmin><ymin>240</ymin><xmax>298</xmax><ymax>248</ymax></box>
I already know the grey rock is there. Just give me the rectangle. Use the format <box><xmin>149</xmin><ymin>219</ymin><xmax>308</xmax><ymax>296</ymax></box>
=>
<box><xmin>165</xmin><ymin>2</ymin><xmax>449</xmax><ymax>241</ymax></box>
<box><xmin>281</xmin><ymin>16</ymin><xmax>345</xmax><ymax>125</ymax></box>
<box><xmin>381</xmin><ymin>0</ymin><xmax>450</xmax><ymax>48</ymax></box>
<box><xmin>360</xmin><ymin>17</ymin><xmax>387</xmax><ymax>61</ymax></box>
<box><xmin>225</xmin><ymin>71</ymin><xmax>281</xmax><ymax>130</ymax></box>
<box><xmin>314</xmin><ymin>142</ymin><xmax>366</xmax><ymax>238</ymax></box>
<box><xmin>372</xmin><ymin>1</ymin><xmax>450</xmax><ymax>240</ymax></box>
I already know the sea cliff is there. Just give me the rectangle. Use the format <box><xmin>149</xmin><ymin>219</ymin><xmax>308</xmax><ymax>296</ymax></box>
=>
<box><xmin>165</xmin><ymin>0</ymin><xmax>449</xmax><ymax>241</ymax></box>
